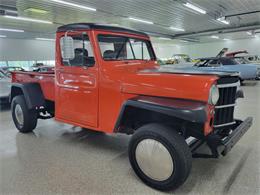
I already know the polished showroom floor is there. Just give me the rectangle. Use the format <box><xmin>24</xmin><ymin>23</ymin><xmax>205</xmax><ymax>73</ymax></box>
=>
<box><xmin>0</xmin><ymin>81</ymin><xmax>259</xmax><ymax>194</ymax></box>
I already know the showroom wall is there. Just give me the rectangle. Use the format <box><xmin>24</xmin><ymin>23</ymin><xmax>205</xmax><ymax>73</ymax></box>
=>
<box><xmin>0</xmin><ymin>37</ymin><xmax>259</xmax><ymax>61</ymax></box>
<box><xmin>0</xmin><ymin>38</ymin><xmax>55</xmax><ymax>61</ymax></box>
<box><xmin>154</xmin><ymin>37</ymin><xmax>260</xmax><ymax>59</ymax></box>
<box><xmin>152</xmin><ymin>43</ymin><xmax>182</xmax><ymax>59</ymax></box>
<box><xmin>178</xmin><ymin>37</ymin><xmax>260</xmax><ymax>59</ymax></box>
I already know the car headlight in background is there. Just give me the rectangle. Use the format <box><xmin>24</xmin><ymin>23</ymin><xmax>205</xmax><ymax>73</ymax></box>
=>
<box><xmin>208</xmin><ymin>85</ymin><xmax>219</xmax><ymax>105</ymax></box>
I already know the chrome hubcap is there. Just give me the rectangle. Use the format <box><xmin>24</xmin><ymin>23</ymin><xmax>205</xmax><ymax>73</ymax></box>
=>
<box><xmin>135</xmin><ymin>139</ymin><xmax>174</xmax><ymax>181</ymax></box>
<box><xmin>15</xmin><ymin>104</ymin><xmax>24</xmax><ymax>126</ymax></box>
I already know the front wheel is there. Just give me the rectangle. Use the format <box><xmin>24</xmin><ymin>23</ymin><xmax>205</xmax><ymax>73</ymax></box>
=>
<box><xmin>128</xmin><ymin>123</ymin><xmax>192</xmax><ymax>191</ymax></box>
<box><xmin>239</xmin><ymin>78</ymin><xmax>244</xmax><ymax>85</ymax></box>
<box><xmin>11</xmin><ymin>95</ymin><xmax>38</xmax><ymax>133</ymax></box>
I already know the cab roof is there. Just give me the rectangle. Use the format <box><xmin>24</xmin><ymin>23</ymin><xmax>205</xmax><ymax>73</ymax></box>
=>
<box><xmin>57</xmin><ymin>23</ymin><xmax>148</xmax><ymax>37</ymax></box>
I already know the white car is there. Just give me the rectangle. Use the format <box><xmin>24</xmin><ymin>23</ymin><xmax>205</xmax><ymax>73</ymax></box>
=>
<box><xmin>0</xmin><ymin>70</ymin><xmax>11</xmax><ymax>104</ymax></box>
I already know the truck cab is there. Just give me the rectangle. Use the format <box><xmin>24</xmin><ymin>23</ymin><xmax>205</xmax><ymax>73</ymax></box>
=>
<box><xmin>10</xmin><ymin>23</ymin><xmax>253</xmax><ymax>191</ymax></box>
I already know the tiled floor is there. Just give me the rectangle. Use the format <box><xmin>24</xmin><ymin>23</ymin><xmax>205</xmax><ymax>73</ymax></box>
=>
<box><xmin>0</xmin><ymin>81</ymin><xmax>259</xmax><ymax>194</ymax></box>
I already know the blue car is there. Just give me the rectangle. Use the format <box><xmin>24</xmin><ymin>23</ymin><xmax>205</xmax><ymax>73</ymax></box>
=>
<box><xmin>163</xmin><ymin>57</ymin><xmax>260</xmax><ymax>81</ymax></box>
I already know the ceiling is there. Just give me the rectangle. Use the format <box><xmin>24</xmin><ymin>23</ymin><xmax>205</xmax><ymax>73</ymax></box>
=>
<box><xmin>0</xmin><ymin>0</ymin><xmax>260</xmax><ymax>43</ymax></box>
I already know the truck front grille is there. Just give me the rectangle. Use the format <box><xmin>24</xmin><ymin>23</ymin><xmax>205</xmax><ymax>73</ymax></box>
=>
<box><xmin>213</xmin><ymin>78</ymin><xmax>239</xmax><ymax>128</ymax></box>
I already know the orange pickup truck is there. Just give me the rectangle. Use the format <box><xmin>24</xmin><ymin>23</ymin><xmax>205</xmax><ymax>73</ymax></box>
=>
<box><xmin>10</xmin><ymin>23</ymin><xmax>253</xmax><ymax>191</ymax></box>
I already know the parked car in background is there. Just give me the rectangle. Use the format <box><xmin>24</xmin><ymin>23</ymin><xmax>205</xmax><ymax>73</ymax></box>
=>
<box><xmin>33</xmin><ymin>66</ymin><xmax>54</xmax><ymax>72</ymax></box>
<box><xmin>160</xmin><ymin>54</ymin><xmax>196</xmax><ymax>66</ymax></box>
<box><xmin>172</xmin><ymin>54</ymin><xmax>194</xmax><ymax>64</ymax></box>
<box><xmin>234</xmin><ymin>55</ymin><xmax>260</xmax><ymax>65</ymax></box>
<box><xmin>162</xmin><ymin>57</ymin><xmax>260</xmax><ymax>82</ymax></box>
<box><xmin>194</xmin><ymin>57</ymin><xmax>260</xmax><ymax>81</ymax></box>
<box><xmin>226</xmin><ymin>50</ymin><xmax>260</xmax><ymax>65</ymax></box>
<box><xmin>0</xmin><ymin>66</ymin><xmax>24</xmax><ymax>77</ymax></box>
<box><xmin>0</xmin><ymin>70</ymin><xmax>11</xmax><ymax>105</ymax></box>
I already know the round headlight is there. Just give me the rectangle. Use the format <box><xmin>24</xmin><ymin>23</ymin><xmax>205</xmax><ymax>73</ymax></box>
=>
<box><xmin>209</xmin><ymin>85</ymin><xmax>219</xmax><ymax>105</ymax></box>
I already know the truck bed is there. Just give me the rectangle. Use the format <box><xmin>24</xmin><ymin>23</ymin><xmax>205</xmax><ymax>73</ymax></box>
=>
<box><xmin>12</xmin><ymin>71</ymin><xmax>55</xmax><ymax>101</ymax></box>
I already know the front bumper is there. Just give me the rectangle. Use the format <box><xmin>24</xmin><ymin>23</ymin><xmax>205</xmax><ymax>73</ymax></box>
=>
<box><xmin>191</xmin><ymin>117</ymin><xmax>253</xmax><ymax>158</ymax></box>
<box><xmin>221</xmin><ymin>117</ymin><xmax>253</xmax><ymax>156</ymax></box>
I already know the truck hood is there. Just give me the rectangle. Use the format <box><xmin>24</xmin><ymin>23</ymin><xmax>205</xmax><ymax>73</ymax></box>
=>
<box><xmin>121</xmin><ymin>67</ymin><xmax>233</xmax><ymax>102</ymax></box>
<box><xmin>158</xmin><ymin>66</ymin><xmax>239</xmax><ymax>75</ymax></box>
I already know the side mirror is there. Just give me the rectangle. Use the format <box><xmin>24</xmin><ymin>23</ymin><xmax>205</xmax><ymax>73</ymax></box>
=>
<box><xmin>60</xmin><ymin>36</ymin><xmax>75</xmax><ymax>60</ymax></box>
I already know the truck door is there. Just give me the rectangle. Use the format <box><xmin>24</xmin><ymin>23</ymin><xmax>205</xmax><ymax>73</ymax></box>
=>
<box><xmin>56</xmin><ymin>33</ymin><xmax>98</xmax><ymax>128</ymax></box>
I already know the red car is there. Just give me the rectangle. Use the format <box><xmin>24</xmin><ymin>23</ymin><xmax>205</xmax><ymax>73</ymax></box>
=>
<box><xmin>10</xmin><ymin>23</ymin><xmax>252</xmax><ymax>191</ymax></box>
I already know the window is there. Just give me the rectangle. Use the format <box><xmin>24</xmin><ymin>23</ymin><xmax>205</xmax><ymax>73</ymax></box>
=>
<box><xmin>98</xmin><ymin>35</ymin><xmax>155</xmax><ymax>61</ymax></box>
<box><xmin>8</xmin><ymin>61</ymin><xmax>35</xmax><ymax>68</ymax></box>
<box><xmin>220</xmin><ymin>58</ymin><xmax>238</xmax><ymax>65</ymax></box>
<box><xmin>61</xmin><ymin>34</ymin><xmax>95</xmax><ymax>67</ymax></box>
<box><xmin>208</xmin><ymin>60</ymin><xmax>219</xmax><ymax>67</ymax></box>
<box><xmin>36</xmin><ymin>60</ymin><xmax>55</xmax><ymax>66</ymax></box>
<box><xmin>0</xmin><ymin>61</ymin><xmax>7</xmax><ymax>67</ymax></box>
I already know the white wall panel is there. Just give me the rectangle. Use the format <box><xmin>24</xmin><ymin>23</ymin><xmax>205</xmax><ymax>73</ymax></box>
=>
<box><xmin>179</xmin><ymin>38</ymin><xmax>260</xmax><ymax>59</ymax></box>
<box><xmin>152</xmin><ymin>38</ymin><xmax>260</xmax><ymax>59</ymax></box>
<box><xmin>152</xmin><ymin>43</ymin><xmax>182</xmax><ymax>59</ymax></box>
<box><xmin>0</xmin><ymin>38</ymin><xmax>55</xmax><ymax>61</ymax></box>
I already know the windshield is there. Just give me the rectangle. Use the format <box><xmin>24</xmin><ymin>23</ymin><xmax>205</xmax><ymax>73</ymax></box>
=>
<box><xmin>98</xmin><ymin>35</ymin><xmax>156</xmax><ymax>61</ymax></box>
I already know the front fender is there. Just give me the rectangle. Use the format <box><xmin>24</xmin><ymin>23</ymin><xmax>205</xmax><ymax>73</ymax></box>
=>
<box><xmin>114</xmin><ymin>96</ymin><xmax>208</xmax><ymax>131</ymax></box>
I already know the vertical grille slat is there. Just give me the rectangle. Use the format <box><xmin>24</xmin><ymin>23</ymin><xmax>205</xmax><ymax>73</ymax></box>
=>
<box><xmin>214</xmin><ymin>78</ymin><xmax>239</xmax><ymax>128</ymax></box>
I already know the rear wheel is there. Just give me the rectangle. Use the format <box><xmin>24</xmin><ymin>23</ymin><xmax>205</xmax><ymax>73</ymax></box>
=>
<box><xmin>11</xmin><ymin>95</ymin><xmax>38</xmax><ymax>133</ymax></box>
<box><xmin>128</xmin><ymin>123</ymin><xmax>192</xmax><ymax>191</ymax></box>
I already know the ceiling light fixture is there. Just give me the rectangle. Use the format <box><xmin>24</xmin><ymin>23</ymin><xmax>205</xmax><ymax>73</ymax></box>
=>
<box><xmin>170</xmin><ymin>26</ymin><xmax>185</xmax><ymax>32</ymax></box>
<box><xmin>158</xmin><ymin>37</ymin><xmax>172</xmax><ymax>40</ymax></box>
<box><xmin>4</xmin><ymin>15</ymin><xmax>52</xmax><ymax>24</ymax></box>
<box><xmin>223</xmin><ymin>38</ymin><xmax>230</xmax><ymax>41</ymax></box>
<box><xmin>128</xmin><ymin>17</ymin><xmax>153</xmax><ymax>24</ymax></box>
<box><xmin>50</xmin><ymin>0</ymin><xmax>96</xmax><ymax>11</ymax></box>
<box><xmin>217</xmin><ymin>17</ymin><xmax>230</xmax><ymax>25</ymax></box>
<box><xmin>108</xmin><ymin>23</ymin><xmax>120</xmax><ymax>26</ymax></box>
<box><xmin>0</xmin><ymin>28</ymin><xmax>24</xmax><ymax>32</ymax></box>
<box><xmin>246</xmin><ymin>31</ymin><xmax>253</xmax><ymax>35</ymax></box>
<box><xmin>128</xmin><ymin>17</ymin><xmax>154</xmax><ymax>24</ymax></box>
<box><xmin>183</xmin><ymin>3</ymin><xmax>207</xmax><ymax>14</ymax></box>
<box><xmin>36</xmin><ymin>38</ymin><xmax>55</xmax><ymax>41</ymax></box>
<box><xmin>0</xmin><ymin>35</ymin><xmax>7</xmax><ymax>38</ymax></box>
<box><xmin>211</xmin><ymin>35</ymin><xmax>219</xmax><ymax>39</ymax></box>
<box><xmin>24</xmin><ymin>8</ymin><xmax>48</xmax><ymax>14</ymax></box>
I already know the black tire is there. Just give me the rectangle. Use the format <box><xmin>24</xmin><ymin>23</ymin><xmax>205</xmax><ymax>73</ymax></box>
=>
<box><xmin>128</xmin><ymin>123</ymin><xmax>192</xmax><ymax>191</ymax></box>
<box><xmin>11</xmin><ymin>95</ymin><xmax>38</xmax><ymax>133</ymax></box>
<box><xmin>239</xmin><ymin>78</ymin><xmax>244</xmax><ymax>85</ymax></box>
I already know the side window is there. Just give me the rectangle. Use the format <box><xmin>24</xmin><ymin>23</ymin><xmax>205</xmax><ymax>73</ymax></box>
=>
<box><xmin>98</xmin><ymin>35</ymin><xmax>155</xmax><ymax>61</ymax></box>
<box><xmin>208</xmin><ymin>60</ymin><xmax>219</xmax><ymax>67</ymax></box>
<box><xmin>61</xmin><ymin>34</ymin><xmax>95</xmax><ymax>67</ymax></box>
<box><xmin>126</xmin><ymin>42</ymin><xmax>134</xmax><ymax>59</ymax></box>
<box><xmin>129</xmin><ymin>39</ymin><xmax>151</xmax><ymax>60</ymax></box>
